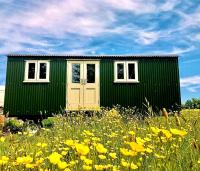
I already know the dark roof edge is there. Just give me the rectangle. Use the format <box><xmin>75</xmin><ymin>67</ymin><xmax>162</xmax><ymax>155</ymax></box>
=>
<box><xmin>7</xmin><ymin>54</ymin><xmax>179</xmax><ymax>58</ymax></box>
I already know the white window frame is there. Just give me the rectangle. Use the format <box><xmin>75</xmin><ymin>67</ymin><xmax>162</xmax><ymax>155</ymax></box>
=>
<box><xmin>24</xmin><ymin>60</ymin><xmax>50</xmax><ymax>83</ymax></box>
<box><xmin>114</xmin><ymin>61</ymin><xmax>126</xmax><ymax>82</ymax></box>
<box><xmin>114</xmin><ymin>61</ymin><xmax>139</xmax><ymax>83</ymax></box>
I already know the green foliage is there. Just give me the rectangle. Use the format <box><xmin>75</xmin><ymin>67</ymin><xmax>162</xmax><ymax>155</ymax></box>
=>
<box><xmin>0</xmin><ymin>109</ymin><xmax>200</xmax><ymax>170</ymax></box>
<box><xmin>4</xmin><ymin>118</ymin><xmax>24</xmax><ymax>133</ymax></box>
<box><xmin>41</xmin><ymin>117</ymin><xmax>54</xmax><ymax>128</ymax></box>
<box><xmin>184</xmin><ymin>98</ymin><xmax>200</xmax><ymax>109</ymax></box>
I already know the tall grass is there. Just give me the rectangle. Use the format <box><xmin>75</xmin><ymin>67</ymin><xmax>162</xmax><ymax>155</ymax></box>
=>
<box><xmin>0</xmin><ymin>108</ymin><xmax>200</xmax><ymax>171</ymax></box>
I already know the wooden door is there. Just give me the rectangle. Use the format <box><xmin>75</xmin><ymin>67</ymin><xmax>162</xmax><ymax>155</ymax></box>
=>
<box><xmin>83</xmin><ymin>61</ymin><xmax>99</xmax><ymax>110</ymax></box>
<box><xmin>67</xmin><ymin>61</ymin><xmax>99</xmax><ymax>110</ymax></box>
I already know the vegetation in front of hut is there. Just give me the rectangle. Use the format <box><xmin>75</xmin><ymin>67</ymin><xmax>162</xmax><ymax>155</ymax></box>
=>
<box><xmin>0</xmin><ymin>107</ymin><xmax>200</xmax><ymax>171</ymax></box>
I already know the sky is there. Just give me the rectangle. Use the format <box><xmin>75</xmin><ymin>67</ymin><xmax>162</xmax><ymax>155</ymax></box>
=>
<box><xmin>0</xmin><ymin>0</ymin><xmax>200</xmax><ymax>102</ymax></box>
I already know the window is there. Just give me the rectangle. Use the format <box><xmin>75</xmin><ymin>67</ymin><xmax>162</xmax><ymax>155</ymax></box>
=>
<box><xmin>114</xmin><ymin>61</ymin><xmax>138</xmax><ymax>83</ymax></box>
<box><xmin>24</xmin><ymin>60</ymin><xmax>50</xmax><ymax>82</ymax></box>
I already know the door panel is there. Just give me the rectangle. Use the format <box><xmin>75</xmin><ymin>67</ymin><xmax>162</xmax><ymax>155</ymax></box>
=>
<box><xmin>67</xmin><ymin>60</ymin><xmax>99</xmax><ymax>110</ymax></box>
<box><xmin>83</xmin><ymin>61</ymin><xmax>99</xmax><ymax>109</ymax></box>
<box><xmin>67</xmin><ymin>61</ymin><xmax>84</xmax><ymax>110</ymax></box>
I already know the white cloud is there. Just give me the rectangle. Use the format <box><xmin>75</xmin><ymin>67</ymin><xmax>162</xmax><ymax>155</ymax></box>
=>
<box><xmin>180</xmin><ymin>75</ymin><xmax>200</xmax><ymax>92</ymax></box>
<box><xmin>160</xmin><ymin>0</ymin><xmax>180</xmax><ymax>11</ymax></box>
<box><xmin>0</xmin><ymin>0</ymin><xmax>196</xmax><ymax>56</ymax></box>
<box><xmin>187</xmin><ymin>85</ymin><xmax>200</xmax><ymax>93</ymax></box>
<box><xmin>176</xmin><ymin>10</ymin><xmax>200</xmax><ymax>29</ymax></box>
<box><xmin>103</xmin><ymin>0</ymin><xmax>179</xmax><ymax>14</ymax></box>
<box><xmin>153</xmin><ymin>45</ymin><xmax>195</xmax><ymax>55</ymax></box>
<box><xmin>193</xmin><ymin>34</ymin><xmax>200</xmax><ymax>41</ymax></box>
<box><xmin>135</xmin><ymin>30</ymin><xmax>160</xmax><ymax>45</ymax></box>
<box><xmin>103</xmin><ymin>0</ymin><xmax>156</xmax><ymax>14</ymax></box>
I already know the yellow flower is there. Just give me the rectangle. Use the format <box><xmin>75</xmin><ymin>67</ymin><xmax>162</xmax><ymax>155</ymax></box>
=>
<box><xmin>129</xmin><ymin>142</ymin><xmax>145</xmax><ymax>152</ymax></box>
<box><xmin>26</xmin><ymin>163</ymin><xmax>35</xmax><ymax>169</ymax></box>
<box><xmin>198</xmin><ymin>159</ymin><xmax>200</xmax><ymax>164</ymax></box>
<box><xmin>61</xmin><ymin>151</ymin><xmax>68</xmax><ymax>156</ymax></box>
<box><xmin>150</xmin><ymin>127</ymin><xmax>161</xmax><ymax>135</ymax></box>
<box><xmin>83</xmin><ymin>130</ymin><xmax>94</xmax><ymax>137</ymax></box>
<box><xmin>98</xmin><ymin>155</ymin><xmax>106</xmax><ymax>160</ymax></box>
<box><xmin>92</xmin><ymin>137</ymin><xmax>101</xmax><ymax>142</ymax></box>
<box><xmin>121</xmin><ymin>159</ymin><xmax>130</xmax><ymax>168</ymax></box>
<box><xmin>128</xmin><ymin>131</ymin><xmax>135</xmax><ymax>135</ymax></box>
<box><xmin>136</xmin><ymin>137</ymin><xmax>145</xmax><ymax>145</ymax></box>
<box><xmin>83</xmin><ymin>165</ymin><xmax>92</xmax><ymax>170</ymax></box>
<box><xmin>96</xmin><ymin>143</ymin><xmax>107</xmax><ymax>153</ymax></box>
<box><xmin>16</xmin><ymin>157</ymin><xmax>23</xmax><ymax>164</ymax></box>
<box><xmin>130</xmin><ymin>162</ymin><xmax>138</xmax><ymax>170</ymax></box>
<box><xmin>64</xmin><ymin>168</ymin><xmax>71</xmax><ymax>171</ymax></box>
<box><xmin>65</xmin><ymin>139</ymin><xmax>75</xmax><ymax>147</ymax></box>
<box><xmin>161</xmin><ymin>129</ymin><xmax>172</xmax><ymax>139</ymax></box>
<box><xmin>23</xmin><ymin>156</ymin><xmax>33</xmax><ymax>164</ymax></box>
<box><xmin>75</xmin><ymin>143</ymin><xmax>90</xmax><ymax>156</ymax></box>
<box><xmin>144</xmin><ymin>137</ymin><xmax>151</xmax><ymax>142</ymax></box>
<box><xmin>37</xmin><ymin>143</ymin><xmax>48</xmax><ymax>148</ymax></box>
<box><xmin>95</xmin><ymin>165</ymin><xmax>106</xmax><ymax>170</ymax></box>
<box><xmin>109</xmin><ymin>152</ymin><xmax>117</xmax><ymax>159</ymax></box>
<box><xmin>155</xmin><ymin>153</ymin><xmax>166</xmax><ymax>159</ymax></box>
<box><xmin>113</xmin><ymin>166</ymin><xmax>120</xmax><ymax>171</ymax></box>
<box><xmin>1</xmin><ymin>156</ymin><xmax>9</xmax><ymax>162</ymax></box>
<box><xmin>120</xmin><ymin>148</ymin><xmax>137</xmax><ymax>156</ymax></box>
<box><xmin>48</xmin><ymin>152</ymin><xmax>62</xmax><ymax>165</ymax></box>
<box><xmin>145</xmin><ymin>148</ymin><xmax>153</xmax><ymax>153</ymax></box>
<box><xmin>0</xmin><ymin>156</ymin><xmax>9</xmax><ymax>165</ymax></box>
<box><xmin>84</xmin><ymin>159</ymin><xmax>93</xmax><ymax>165</ymax></box>
<box><xmin>36</xmin><ymin>151</ymin><xmax>43</xmax><ymax>157</ymax></box>
<box><xmin>58</xmin><ymin>161</ymin><xmax>68</xmax><ymax>169</ymax></box>
<box><xmin>36</xmin><ymin>158</ymin><xmax>44</xmax><ymax>165</ymax></box>
<box><xmin>170</xmin><ymin>129</ymin><xmax>187</xmax><ymax>137</ymax></box>
<box><xmin>0</xmin><ymin>137</ymin><xmax>5</xmax><ymax>142</ymax></box>
<box><xmin>80</xmin><ymin>156</ymin><xmax>86</xmax><ymax>160</ymax></box>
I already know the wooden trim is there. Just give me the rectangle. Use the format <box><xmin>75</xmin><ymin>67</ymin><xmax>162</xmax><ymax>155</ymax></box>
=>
<box><xmin>114</xmin><ymin>60</ymin><xmax>139</xmax><ymax>83</ymax></box>
<box><xmin>24</xmin><ymin>60</ymin><xmax>50</xmax><ymax>83</ymax></box>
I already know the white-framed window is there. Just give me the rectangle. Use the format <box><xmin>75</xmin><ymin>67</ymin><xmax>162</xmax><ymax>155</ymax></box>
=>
<box><xmin>24</xmin><ymin>60</ymin><xmax>50</xmax><ymax>83</ymax></box>
<box><xmin>114</xmin><ymin>61</ymin><xmax>139</xmax><ymax>83</ymax></box>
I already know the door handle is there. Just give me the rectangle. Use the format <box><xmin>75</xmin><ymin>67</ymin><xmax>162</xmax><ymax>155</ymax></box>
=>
<box><xmin>80</xmin><ymin>79</ymin><xmax>84</xmax><ymax>85</ymax></box>
<box><xmin>84</xmin><ymin>79</ymin><xmax>87</xmax><ymax>85</ymax></box>
<box><xmin>80</xmin><ymin>79</ymin><xmax>87</xmax><ymax>85</ymax></box>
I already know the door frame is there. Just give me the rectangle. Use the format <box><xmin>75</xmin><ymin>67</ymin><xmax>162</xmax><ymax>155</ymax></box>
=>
<box><xmin>66</xmin><ymin>59</ymin><xmax>100</xmax><ymax>111</ymax></box>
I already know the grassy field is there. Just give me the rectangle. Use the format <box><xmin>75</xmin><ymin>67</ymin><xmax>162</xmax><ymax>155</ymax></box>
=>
<box><xmin>0</xmin><ymin>108</ymin><xmax>200</xmax><ymax>171</ymax></box>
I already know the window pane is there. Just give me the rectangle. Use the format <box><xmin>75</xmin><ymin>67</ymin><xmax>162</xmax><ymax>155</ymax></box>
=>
<box><xmin>72</xmin><ymin>64</ymin><xmax>80</xmax><ymax>83</ymax></box>
<box><xmin>117</xmin><ymin>63</ymin><xmax>124</xmax><ymax>79</ymax></box>
<box><xmin>128</xmin><ymin>63</ymin><xmax>135</xmax><ymax>79</ymax></box>
<box><xmin>87</xmin><ymin>64</ymin><xmax>95</xmax><ymax>83</ymax></box>
<box><xmin>28</xmin><ymin>63</ymin><xmax>35</xmax><ymax>79</ymax></box>
<box><xmin>39</xmin><ymin>63</ymin><xmax>47</xmax><ymax>79</ymax></box>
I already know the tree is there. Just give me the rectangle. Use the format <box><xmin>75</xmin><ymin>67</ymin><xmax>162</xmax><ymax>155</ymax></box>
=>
<box><xmin>184</xmin><ymin>98</ymin><xmax>200</xmax><ymax>109</ymax></box>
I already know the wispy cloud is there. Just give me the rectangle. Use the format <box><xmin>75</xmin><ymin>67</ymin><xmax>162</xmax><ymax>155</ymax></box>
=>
<box><xmin>153</xmin><ymin>45</ymin><xmax>195</xmax><ymax>55</ymax></box>
<box><xmin>180</xmin><ymin>75</ymin><xmax>200</xmax><ymax>92</ymax></box>
<box><xmin>0</xmin><ymin>0</ymin><xmax>185</xmax><ymax>56</ymax></box>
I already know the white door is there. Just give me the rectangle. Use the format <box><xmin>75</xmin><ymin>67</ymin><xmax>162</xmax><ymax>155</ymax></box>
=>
<box><xmin>67</xmin><ymin>61</ymin><xmax>99</xmax><ymax>110</ymax></box>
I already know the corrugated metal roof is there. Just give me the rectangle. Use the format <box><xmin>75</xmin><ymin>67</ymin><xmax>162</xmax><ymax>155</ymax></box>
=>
<box><xmin>7</xmin><ymin>54</ymin><xmax>178</xmax><ymax>58</ymax></box>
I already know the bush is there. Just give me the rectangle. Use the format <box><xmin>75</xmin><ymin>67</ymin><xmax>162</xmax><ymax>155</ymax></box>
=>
<box><xmin>4</xmin><ymin>118</ymin><xmax>24</xmax><ymax>133</ymax></box>
<box><xmin>41</xmin><ymin>117</ymin><xmax>54</xmax><ymax>128</ymax></box>
<box><xmin>184</xmin><ymin>98</ymin><xmax>200</xmax><ymax>109</ymax></box>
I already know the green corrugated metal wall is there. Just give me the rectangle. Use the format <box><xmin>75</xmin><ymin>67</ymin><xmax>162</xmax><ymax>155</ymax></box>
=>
<box><xmin>4</xmin><ymin>57</ymin><xmax>180</xmax><ymax>117</ymax></box>
<box><xmin>100</xmin><ymin>58</ymin><xmax>181</xmax><ymax>109</ymax></box>
<box><xmin>4</xmin><ymin>57</ymin><xmax>66</xmax><ymax>117</ymax></box>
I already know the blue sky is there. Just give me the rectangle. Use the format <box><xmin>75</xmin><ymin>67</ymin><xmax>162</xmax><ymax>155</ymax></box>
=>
<box><xmin>0</xmin><ymin>0</ymin><xmax>200</xmax><ymax>102</ymax></box>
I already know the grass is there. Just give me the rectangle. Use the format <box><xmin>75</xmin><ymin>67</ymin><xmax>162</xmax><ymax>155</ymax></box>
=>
<box><xmin>0</xmin><ymin>108</ymin><xmax>200</xmax><ymax>171</ymax></box>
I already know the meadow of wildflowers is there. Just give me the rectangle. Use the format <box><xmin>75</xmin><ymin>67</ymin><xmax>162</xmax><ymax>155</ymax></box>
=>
<box><xmin>0</xmin><ymin>108</ymin><xmax>200</xmax><ymax>171</ymax></box>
